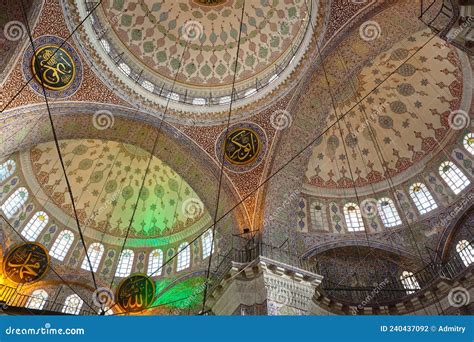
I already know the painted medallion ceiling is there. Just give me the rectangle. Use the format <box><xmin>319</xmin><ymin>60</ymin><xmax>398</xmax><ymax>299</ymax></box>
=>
<box><xmin>102</xmin><ymin>0</ymin><xmax>309</xmax><ymax>86</ymax></box>
<box><xmin>304</xmin><ymin>31</ymin><xmax>466</xmax><ymax>192</ymax></box>
<box><xmin>20</xmin><ymin>139</ymin><xmax>211</xmax><ymax>247</ymax></box>
<box><xmin>80</xmin><ymin>0</ymin><xmax>314</xmax><ymax>113</ymax></box>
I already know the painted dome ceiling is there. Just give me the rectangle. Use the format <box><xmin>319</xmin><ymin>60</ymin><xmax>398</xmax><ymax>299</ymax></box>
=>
<box><xmin>75</xmin><ymin>0</ymin><xmax>315</xmax><ymax>115</ymax></box>
<box><xmin>20</xmin><ymin>139</ymin><xmax>211</xmax><ymax>247</ymax></box>
<box><xmin>304</xmin><ymin>31</ymin><xmax>467</xmax><ymax>194</ymax></box>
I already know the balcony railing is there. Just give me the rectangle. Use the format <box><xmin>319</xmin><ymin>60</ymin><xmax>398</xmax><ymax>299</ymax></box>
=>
<box><xmin>320</xmin><ymin>242</ymin><xmax>472</xmax><ymax>306</ymax></box>
<box><xmin>0</xmin><ymin>284</ymin><xmax>97</xmax><ymax>316</ymax></box>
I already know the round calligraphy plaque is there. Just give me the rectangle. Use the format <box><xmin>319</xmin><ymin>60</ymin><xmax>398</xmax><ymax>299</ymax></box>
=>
<box><xmin>3</xmin><ymin>242</ymin><xmax>49</xmax><ymax>284</ymax></box>
<box><xmin>22</xmin><ymin>35</ymin><xmax>83</xmax><ymax>98</ymax></box>
<box><xmin>116</xmin><ymin>274</ymin><xmax>155</xmax><ymax>313</ymax></box>
<box><xmin>216</xmin><ymin>122</ymin><xmax>267</xmax><ymax>173</ymax></box>
<box><xmin>31</xmin><ymin>45</ymin><xmax>76</xmax><ymax>91</ymax></box>
<box><xmin>223</xmin><ymin>127</ymin><xmax>261</xmax><ymax>166</ymax></box>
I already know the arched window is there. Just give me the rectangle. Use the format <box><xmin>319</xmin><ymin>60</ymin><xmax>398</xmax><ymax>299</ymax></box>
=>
<box><xmin>115</xmin><ymin>249</ymin><xmax>134</xmax><ymax>277</ymax></box>
<box><xmin>147</xmin><ymin>249</ymin><xmax>163</xmax><ymax>276</ymax></box>
<box><xmin>0</xmin><ymin>160</ymin><xmax>16</xmax><ymax>183</ymax></box>
<box><xmin>167</xmin><ymin>92</ymin><xmax>180</xmax><ymax>101</ymax></box>
<box><xmin>176</xmin><ymin>242</ymin><xmax>190</xmax><ymax>271</ymax></box>
<box><xmin>310</xmin><ymin>202</ymin><xmax>326</xmax><ymax>230</ymax></box>
<box><xmin>26</xmin><ymin>289</ymin><xmax>48</xmax><ymax>310</ymax></box>
<box><xmin>343</xmin><ymin>203</ymin><xmax>365</xmax><ymax>232</ymax></box>
<box><xmin>463</xmin><ymin>133</ymin><xmax>474</xmax><ymax>155</ymax></box>
<box><xmin>192</xmin><ymin>98</ymin><xmax>206</xmax><ymax>106</ymax></box>
<box><xmin>400</xmin><ymin>271</ymin><xmax>421</xmax><ymax>295</ymax></box>
<box><xmin>81</xmin><ymin>243</ymin><xmax>104</xmax><ymax>272</ymax></box>
<box><xmin>377</xmin><ymin>198</ymin><xmax>401</xmax><ymax>227</ymax></box>
<box><xmin>456</xmin><ymin>240</ymin><xmax>474</xmax><ymax>267</ymax></box>
<box><xmin>219</xmin><ymin>96</ymin><xmax>231</xmax><ymax>104</ymax></box>
<box><xmin>201</xmin><ymin>230</ymin><xmax>214</xmax><ymax>259</ymax></box>
<box><xmin>49</xmin><ymin>230</ymin><xmax>74</xmax><ymax>261</ymax></box>
<box><xmin>439</xmin><ymin>161</ymin><xmax>470</xmax><ymax>195</ymax></box>
<box><xmin>100</xmin><ymin>39</ymin><xmax>110</xmax><ymax>53</ymax></box>
<box><xmin>1</xmin><ymin>187</ymin><xmax>28</xmax><ymax>219</ymax></box>
<box><xmin>409</xmin><ymin>183</ymin><xmax>437</xmax><ymax>215</ymax></box>
<box><xmin>118</xmin><ymin>62</ymin><xmax>131</xmax><ymax>76</ymax></box>
<box><xmin>62</xmin><ymin>294</ymin><xmax>83</xmax><ymax>315</ymax></box>
<box><xmin>21</xmin><ymin>211</ymin><xmax>48</xmax><ymax>241</ymax></box>
<box><xmin>141</xmin><ymin>80</ymin><xmax>155</xmax><ymax>92</ymax></box>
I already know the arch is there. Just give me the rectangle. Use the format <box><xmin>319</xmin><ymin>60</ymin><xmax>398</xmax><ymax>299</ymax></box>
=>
<box><xmin>26</xmin><ymin>289</ymin><xmax>48</xmax><ymax>310</ymax></box>
<box><xmin>176</xmin><ymin>242</ymin><xmax>190</xmax><ymax>271</ymax></box>
<box><xmin>62</xmin><ymin>294</ymin><xmax>83</xmax><ymax>315</ymax></box>
<box><xmin>81</xmin><ymin>243</ymin><xmax>105</xmax><ymax>272</ymax></box>
<box><xmin>439</xmin><ymin>161</ymin><xmax>470</xmax><ymax>195</ymax></box>
<box><xmin>49</xmin><ymin>230</ymin><xmax>75</xmax><ymax>261</ymax></box>
<box><xmin>438</xmin><ymin>206</ymin><xmax>473</xmax><ymax>262</ymax></box>
<box><xmin>115</xmin><ymin>249</ymin><xmax>134</xmax><ymax>277</ymax></box>
<box><xmin>409</xmin><ymin>183</ymin><xmax>437</xmax><ymax>215</ymax></box>
<box><xmin>456</xmin><ymin>240</ymin><xmax>474</xmax><ymax>267</ymax></box>
<box><xmin>0</xmin><ymin>160</ymin><xmax>16</xmax><ymax>183</ymax></box>
<box><xmin>301</xmin><ymin>240</ymin><xmax>420</xmax><ymax>261</ymax></box>
<box><xmin>0</xmin><ymin>103</ymin><xmax>246</xmax><ymax>240</ymax></box>
<box><xmin>21</xmin><ymin>211</ymin><xmax>48</xmax><ymax>241</ymax></box>
<box><xmin>147</xmin><ymin>249</ymin><xmax>163</xmax><ymax>276</ymax></box>
<box><xmin>343</xmin><ymin>203</ymin><xmax>365</xmax><ymax>232</ymax></box>
<box><xmin>377</xmin><ymin>197</ymin><xmax>401</xmax><ymax>227</ymax></box>
<box><xmin>1</xmin><ymin>187</ymin><xmax>28</xmax><ymax>219</ymax></box>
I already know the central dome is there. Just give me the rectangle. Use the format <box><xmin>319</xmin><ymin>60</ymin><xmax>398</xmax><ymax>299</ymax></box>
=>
<box><xmin>83</xmin><ymin>0</ymin><xmax>314</xmax><ymax>113</ymax></box>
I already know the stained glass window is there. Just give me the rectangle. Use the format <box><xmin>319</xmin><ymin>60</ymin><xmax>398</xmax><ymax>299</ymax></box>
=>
<box><xmin>377</xmin><ymin>198</ymin><xmax>401</xmax><ymax>227</ymax></box>
<box><xmin>177</xmin><ymin>242</ymin><xmax>190</xmax><ymax>271</ymax></box>
<box><xmin>0</xmin><ymin>160</ymin><xmax>16</xmax><ymax>183</ymax></box>
<box><xmin>26</xmin><ymin>289</ymin><xmax>48</xmax><ymax>310</ymax></box>
<box><xmin>343</xmin><ymin>203</ymin><xmax>365</xmax><ymax>232</ymax></box>
<box><xmin>1</xmin><ymin>187</ymin><xmax>28</xmax><ymax>219</ymax></box>
<box><xmin>62</xmin><ymin>294</ymin><xmax>83</xmax><ymax>315</ymax></box>
<box><xmin>147</xmin><ymin>249</ymin><xmax>163</xmax><ymax>276</ymax></box>
<box><xmin>201</xmin><ymin>230</ymin><xmax>214</xmax><ymax>259</ymax></box>
<box><xmin>81</xmin><ymin>243</ymin><xmax>105</xmax><ymax>272</ymax></box>
<box><xmin>409</xmin><ymin>183</ymin><xmax>437</xmax><ymax>215</ymax></box>
<box><xmin>21</xmin><ymin>211</ymin><xmax>48</xmax><ymax>241</ymax></box>
<box><xmin>456</xmin><ymin>240</ymin><xmax>474</xmax><ymax>267</ymax></box>
<box><xmin>115</xmin><ymin>249</ymin><xmax>134</xmax><ymax>277</ymax></box>
<box><xmin>49</xmin><ymin>230</ymin><xmax>74</xmax><ymax>261</ymax></box>
<box><xmin>439</xmin><ymin>161</ymin><xmax>470</xmax><ymax>195</ymax></box>
<box><xmin>310</xmin><ymin>202</ymin><xmax>326</xmax><ymax>230</ymax></box>
<box><xmin>400</xmin><ymin>271</ymin><xmax>420</xmax><ymax>295</ymax></box>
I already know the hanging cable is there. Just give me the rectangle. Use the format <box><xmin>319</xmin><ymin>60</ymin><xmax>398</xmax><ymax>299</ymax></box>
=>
<box><xmin>19</xmin><ymin>0</ymin><xmax>100</xmax><ymax>292</ymax></box>
<box><xmin>201</xmin><ymin>0</ymin><xmax>247</xmax><ymax>312</ymax></box>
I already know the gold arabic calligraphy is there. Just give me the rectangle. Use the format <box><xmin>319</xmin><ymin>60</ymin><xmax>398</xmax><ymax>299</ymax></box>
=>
<box><xmin>224</xmin><ymin>128</ymin><xmax>261</xmax><ymax>165</ymax></box>
<box><xmin>4</xmin><ymin>243</ymin><xmax>49</xmax><ymax>283</ymax></box>
<box><xmin>32</xmin><ymin>45</ymin><xmax>75</xmax><ymax>91</ymax></box>
<box><xmin>116</xmin><ymin>275</ymin><xmax>155</xmax><ymax>312</ymax></box>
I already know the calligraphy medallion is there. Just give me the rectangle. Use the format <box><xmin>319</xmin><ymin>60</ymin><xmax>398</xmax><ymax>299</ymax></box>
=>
<box><xmin>224</xmin><ymin>128</ymin><xmax>261</xmax><ymax>166</ymax></box>
<box><xmin>31</xmin><ymin>45</ymin><xmax>76</xmax><ymax>91</ymax></box>
<box><xmin>3</xmin><ymin>242</ymin><xmax>49</xmax><ymax>284</ymax></box>
<box><xmin>22</xmin><ymin>35</ymin><xmax>82</xmax><ymax>98</ymax></box>
<box><xmin>216</xmin><ymin>123</ymin><xmax>267</xmax><ymax>173</ymax></box>
<box><xmin>116</xmin><ymin>274</ymin><xmax>155</xmax><ymax>312</ymax></box>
